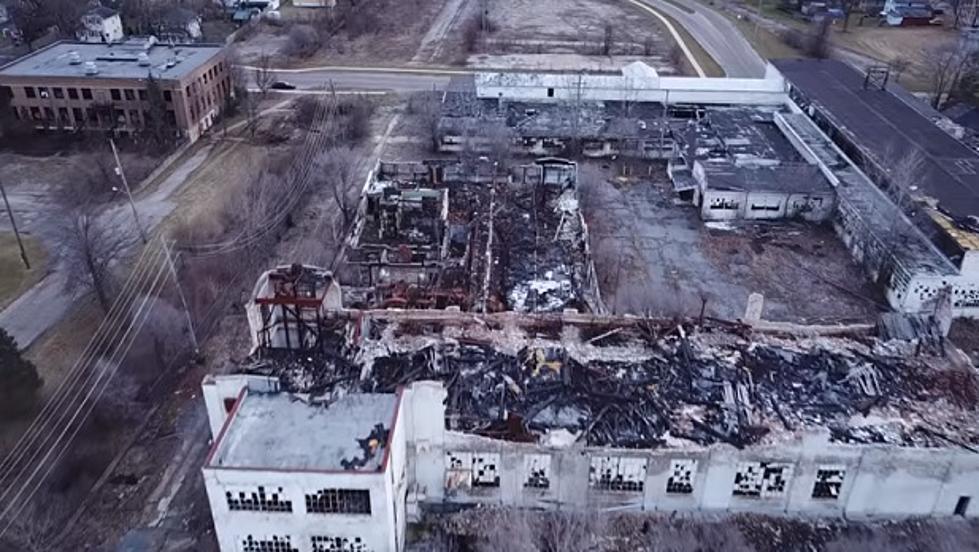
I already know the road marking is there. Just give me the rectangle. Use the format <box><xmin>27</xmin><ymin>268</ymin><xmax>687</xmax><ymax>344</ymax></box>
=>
<box><xmin>624</xmin><ymin>0</ymin><xmax>706</xmax><ymax>77</ymax></box>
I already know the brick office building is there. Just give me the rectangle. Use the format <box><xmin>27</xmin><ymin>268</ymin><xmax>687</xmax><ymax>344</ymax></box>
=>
<box><xmin>0</xmin><ymin>38</ymin><xmax>230</xmax><ymax>143</ymax></box>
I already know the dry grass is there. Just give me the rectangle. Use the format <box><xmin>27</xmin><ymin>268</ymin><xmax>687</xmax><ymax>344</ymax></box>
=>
<box><xmin>0</xmin><ymin>232</ymin><xmax>46</xmax><ymax>311</ymax></box>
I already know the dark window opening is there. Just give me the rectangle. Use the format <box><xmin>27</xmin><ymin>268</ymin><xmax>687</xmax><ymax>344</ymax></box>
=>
<box><xmin>124</xmin><ymin>89</ymin><xmax>135</xmax><ymax>101</ymax></box>
<box><xmin>223</xmin><ymin>397</ymin><xmax>237</xmax><ymax>413</ymax></box>
<box><xmin>956</xmin><ymin>496</ymin><xmax>971</xmax><ymax>516</ymax></box>
<box><xmin>25</xmin><ymin>87</ymin><xmax>36</xmax><ymax>98</ymax></box>
<box><xmin>225</xmin><ymin>486</ymin><xmax>293</xmax><ymax>512</ymax></box>
<box><xmin>110</xmin><ymin>89</ymin><xmax>121</xmax><ymax>101</ymax></box>
<box><xmin>53</xmin><ymin>87</ymin><xmax>64</xmax><ymax>99</ymax></box>
<box><xmin>241</xmin><ymin>535</ymin><xmax>297</xmax><ymax>552</ymax></box>
<box><xmin>68</xmin><ymin>87</ymin><xmax>79</xmax><ymax>99</ymax></box>
<box><xmin>82</xmin><ymin>88</ymin><xmax>93</xmax><ymax>100</ymax></box>
<box><xmin>163</xmin><ymin>90</ymin><xmax>172</xmax><ymax>102</ymax></box>
<box><xmin>546</xmin><ymin>87</ymin><xmax>554</xmax><ymax>98</ymax></box>
<box><xmin>305</xmin><ymin>489</ymin><xmax>371</xmax><ymax>514</ymax></box>
<box><xmin>138</xmin><ymin>89</ymin><xmax>147</xmax><ymax>101</ymax></box>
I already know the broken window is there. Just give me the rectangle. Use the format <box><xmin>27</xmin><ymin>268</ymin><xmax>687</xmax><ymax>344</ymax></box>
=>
<box><xmin>523</xmin><ymin>454</ymin><xmax>551</xmax><ymax>489</ymax></box>
<box><xmin>445</xmin><ymin>452</ymin><xmax>501</xmax><ymax>489</ymax></box>
<box><xmin>225</xmin><ymin>486</ymin><xmax>292</xmax><ymax>512</ymax></box>
<box><xmin>589</xmin><ymin>456</ymin><xmax>647</xmax><ymax>492</ymax></box>
<box><xmin>708</xmin><ymin>197</ymin><xmax>739</xmax><ymax>210</ymax></box>
<box><xmin>305</xmin><ymin>489</ymin><xmax>371</xmax><ymax>514</ymax></box>
<box><xmin>240</xmin><ymin>535</ymin><xmax>298</xmax><ymax>552</ymax></box>
<box><xmin>311</xmin><ymin>535</ymin><xmax>369</xmax><ymax>552</ymax></box>
<box><xmin>732</xmin><ymin>462</ymin><xmax>792</xmax><ymax>498</ymax></box>
<box><xmin>811</xmin><ymin>467</ymin><xmax>845</xmax><ymax>499</ymax></box>
<box><xmin>665</xmin><ymin>459</ymin><xmax>697</xmax><ymax>494</ymax></box>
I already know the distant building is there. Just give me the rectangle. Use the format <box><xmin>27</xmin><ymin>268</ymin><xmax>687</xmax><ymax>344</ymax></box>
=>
<box><xmin>0</xmin><ymin>39</ymin><xmax>230</xmax><ymax>143</ymax></box>
<box><xmin>881</xmin><ymin>0</ymin><xmax>936</xmax><ymax>25</ymax></box>
<box><xmin>157</xmin><ymin>7</ymin><xmax>203</xmax><ymax>43</ymax></box>
<box><xmin>78</xmin><ymin>6</ymin><xmax>125</xmax><ymax>43</ymax></box>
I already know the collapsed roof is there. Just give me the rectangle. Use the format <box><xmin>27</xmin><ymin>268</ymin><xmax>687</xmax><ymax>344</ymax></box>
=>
<box><xmin>237</xmin><ymin>314</ymin><xmax>979</xmax><ymax>451</ymax></box>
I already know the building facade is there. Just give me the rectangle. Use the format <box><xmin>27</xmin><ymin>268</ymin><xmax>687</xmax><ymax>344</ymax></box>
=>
<box><xmin>202</xmin><ymin>375</ymin><xmax>408</xmax><ymax>552</ymax></box>
<box><xmin>0</xmin><ymin>39</ymin><xmax>230</xmax><ymax>143</ymax></box>
<box><xmin>78</xmin><ymin>7</ymin><xmax>125</xmax><ymax>43</ymax></box>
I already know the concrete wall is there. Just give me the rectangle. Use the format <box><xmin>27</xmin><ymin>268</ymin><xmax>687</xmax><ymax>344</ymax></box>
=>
<box><xmin>202</xmin><ymin>467</ymin><xmax>397</xmax><ymax>552</ymax></box>
<box><xmin>403</xmin><ymin>382</ymin><xmax>979</xmax><ymax>520</ymax></box>
<box><xmin>475</xmin><ymin>63</ymin><xmax>788</xmax><ymax>106</ymax></box>
<box><xmin>201</xmin><ymin>378</ymin><xmax>410</xmax><ymax>552</ymax></box>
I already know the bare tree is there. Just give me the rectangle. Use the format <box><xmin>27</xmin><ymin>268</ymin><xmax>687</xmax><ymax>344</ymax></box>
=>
<box><xmin>809</xmin><ymin>17</ymin><xmax>832</xmax><ymax>59</ymax></box>
<box><xmin>315</xmin><ymin>147</ymin><xmax>360</xmax><ymax>229</ymax></box>
<box><xmin>253</xmin><ymin>52</ymin><xmax>276</xmax><ymax>97</ymax></box>
<box><xmin>602</xmin><ymin>22</ymin><xmax>615</xmax><ymax>56</ymax></box>
<box><xmin>925</xmin><ymin>40</ymin><xmax>976</xmax><ymax>109</ymax></box>
<box><xmin>890</xmin><ymin>56</ymin><xmax>911</xmax><ymax>83</ymax></box>
<box><xmin>58</xmin><ymin>205</ymin><xmax>127</xmax><ymax>314</ymax></box>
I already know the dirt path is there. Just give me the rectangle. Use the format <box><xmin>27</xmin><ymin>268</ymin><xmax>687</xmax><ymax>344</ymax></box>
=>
<box><xmin>412</xmin><ymin>0</ymin><xmax>472</xmax><ymax>64</ymax></box>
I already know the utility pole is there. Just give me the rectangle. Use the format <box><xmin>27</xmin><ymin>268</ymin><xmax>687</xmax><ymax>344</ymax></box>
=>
<box><xmin>109</xmin><ymin>138</ymin><xmax>148</xmax><ymax>244</ymax></box>
<box><xmin>161</xmin><ymin>238</ymin><xmax>199</xmax><ymax>352</ymax></box>
<box><xmin>0</xmin><ymin>178</ymin><xmax>29</xmax><ymax>269</ymax></box>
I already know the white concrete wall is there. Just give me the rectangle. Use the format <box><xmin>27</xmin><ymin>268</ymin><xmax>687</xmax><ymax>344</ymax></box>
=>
<box><xmin>404</xmin><ymin>382</ymin><xmax>979</xmax><ymax>520</ymax></box>
<box><xmin>475</xmin><ymin>63</ymin><xmax>788</xmax><ymax>106</ymax></box>
<box><xmin>203</xmin><ymin>467</ymin><xmax>397</xmax><ymax>552</ymax></box>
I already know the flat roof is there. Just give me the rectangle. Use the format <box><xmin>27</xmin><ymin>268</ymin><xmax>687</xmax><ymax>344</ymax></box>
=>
<box><xmin>0</xmin><ymin>40</ymin><xmax>223</xmax><ymax>81</ymax></box>
<box><xmin>774</xmin><ymin>59</ymin><xmax>979</xmax><ymax>222</ymax></box>
<box><xmin>700</xmin><ymin>161</ymin><xmax>831</xmax><ymax>194</ymax></box>
<box><xmin>210</xmin><ymin>392</ymin><xmax>399</xmax><ymax>471</ymax></box>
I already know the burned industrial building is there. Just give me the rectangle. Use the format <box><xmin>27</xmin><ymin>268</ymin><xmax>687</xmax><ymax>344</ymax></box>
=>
<box><xmin>200</xmin><ymin>61</ymin><xmax>979</xmax><ymax>552</ymax></box>
<box><xmin>334</xmin><ymin>157</ymin><xmax>603</xmax><ymax>314</ymax></box>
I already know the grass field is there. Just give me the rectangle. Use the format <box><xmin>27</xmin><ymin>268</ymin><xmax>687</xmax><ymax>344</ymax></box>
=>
<box><xmin>0</xmin><ymin>232</ymin><xmax>46</xmax><ymax>311</ymax></box>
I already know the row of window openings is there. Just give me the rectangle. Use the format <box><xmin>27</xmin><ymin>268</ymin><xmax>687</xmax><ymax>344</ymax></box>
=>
<box><xmin>226</xmin><ymin>487</ymin><xmax>371</xmax><ymax>515</ymax></box>
<box><xmin>13</xmin><ymin>106</ymin><xmax>176</xmax><ymax>127</ymax></box>
<box><xmin>241</xmin><ymin>535</ymin><xmax>369</xmax><ymax>552</ymax></box>
<box><xmin>446</xmin><ymin>453</ymin><xmax>855</xmax><ymax>501</ymax></box>
<box><xmin>24</xmin><ymin>86</ymin><xmax>174</xmax><ymax>103</ymax></box>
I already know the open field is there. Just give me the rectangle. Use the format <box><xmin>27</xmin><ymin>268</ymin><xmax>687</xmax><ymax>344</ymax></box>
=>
<box><xmin>463</xmin><ymin>0</ymin><xmax>687</xmax><ymax>73</ymax></box>
<box><xmin>0</xmin><ymin>233</ymin><xmax>45</xmax><ymax>311</ymax></box>
<box><xmin>234</xmin><ymin>0</ymin><xmax>451</xmax><ymax>67</ymax></box>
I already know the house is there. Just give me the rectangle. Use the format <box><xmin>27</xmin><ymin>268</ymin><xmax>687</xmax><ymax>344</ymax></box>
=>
<box><xmin>78</xmin><ymin>6</ymin><xmax>125</xmax><ymax>43</ymax></box>
<box><xmin>157</xmin><ymin>7</ymin><xmax>203</xmax><ymax>43</ymax></box>
<box><xmin>881</xmin><ymin>0</ymin><xmax>937</xmax><ymax>25</ymax></box>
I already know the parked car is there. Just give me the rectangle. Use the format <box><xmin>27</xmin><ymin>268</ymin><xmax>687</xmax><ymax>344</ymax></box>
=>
<box><xmin>270</xmin><ymin>81</ymin><xmax>296</xmax><ymax>90</ymax></box>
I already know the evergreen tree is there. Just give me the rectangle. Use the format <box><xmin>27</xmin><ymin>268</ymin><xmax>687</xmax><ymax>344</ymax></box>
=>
<box><xmin>0</xmin><ymin>328</ymin><xmax>42</xmax><ymax>417</ymax></box>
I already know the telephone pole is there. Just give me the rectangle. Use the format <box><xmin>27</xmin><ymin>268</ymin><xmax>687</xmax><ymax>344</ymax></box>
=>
<box><xmin>161</xmin><ymin>238</ymin><xmax>199</xmax><ymax>352</ymax></box>
<box><xmin>0</xmin><ymin>178</ymin><xmax>30</xmax><ymax>270</ymax></box>
<box><xmin>109</xmin><ymin>138</ymin><xmax>148</xmax><ymax>244</ymax></box>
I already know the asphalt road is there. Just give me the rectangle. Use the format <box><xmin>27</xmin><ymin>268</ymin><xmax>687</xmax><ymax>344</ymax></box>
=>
<box><xmin>249</xmin><ymin>67</ymin><xmax>456</xmax><ymax>93</ymax></box>
<box><xmin>637</xmin><ymin>0</ymin><xmax>767</xmax><ymax>78</ymax></box>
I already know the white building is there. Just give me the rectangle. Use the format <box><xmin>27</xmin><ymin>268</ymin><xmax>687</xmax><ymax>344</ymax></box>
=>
<box><xmin>202</xmin><ymin>375</ymin><xmax>407</xmax><ymax>552</ymax></box>
<box><xmin>78</xmin><ymin>7</ymin><xmax>124</xmax><ymax>44</ymax></box>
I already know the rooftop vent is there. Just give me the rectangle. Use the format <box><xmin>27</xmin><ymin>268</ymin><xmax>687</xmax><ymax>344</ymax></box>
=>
<box><xmin>144</xmin><ymin>35</ymin><xmax>158</xmax><ymax>51</ymax></box>
<box><xmin>165</xmin><ymin>58</ymin><xmax>176</xmax><ymax>68</ymax></box>
<box><xmin>68</xmin><ymin>51</ymin><xmax>82</xmax><ymax>65</ymax></box>
<box><xmin>138</xmin><ymin>52</ymin><xmax>151</xmax><ymax>66</ymax></box>
<box><xmin>84</xmin><ymin>61</ymin><xmax>99</xmax><ymax>75</ymax></box>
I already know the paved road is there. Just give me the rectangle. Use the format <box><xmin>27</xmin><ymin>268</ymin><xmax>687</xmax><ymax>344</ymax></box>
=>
<box><xmin>637</xmin><ymin>0</ymin><xmax>766</xmax><ymax>77</ymax></box>
<box><xmin>247</xmin><ymin>67</ymin><xmax>456</xmax><ymax>92</ymax></box>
